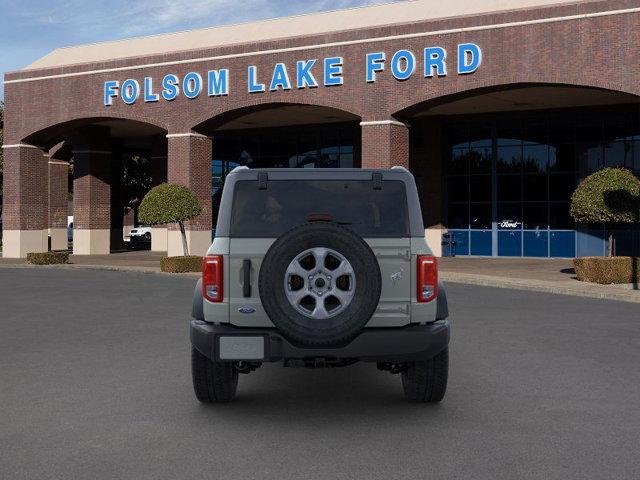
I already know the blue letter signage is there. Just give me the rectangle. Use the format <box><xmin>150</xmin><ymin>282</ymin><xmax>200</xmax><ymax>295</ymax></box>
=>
<box><xmin>103</xmin><ymin>43</ymin><xmax>482</xmax><ymax>106</ymax></box>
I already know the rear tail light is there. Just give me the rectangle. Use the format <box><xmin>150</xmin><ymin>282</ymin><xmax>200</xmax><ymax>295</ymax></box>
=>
<box><xmin>202</xmin><ymin>255</ymin><xmax>223</xmax><ymax>302</ymax></box>
<box><xmin>417</xmin><ymin>255</ymin><xmax>438</xmax><ymax>303</ymax></box>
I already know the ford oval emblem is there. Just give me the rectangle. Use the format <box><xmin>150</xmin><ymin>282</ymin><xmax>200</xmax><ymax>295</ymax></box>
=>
<box><xmin>238</xmin><ymin>307</ymin><xmax>256</xmax><ymax>314</ymax></box>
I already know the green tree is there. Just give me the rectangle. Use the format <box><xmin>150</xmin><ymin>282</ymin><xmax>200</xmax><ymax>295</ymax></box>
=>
<box><xmin>138</xmin><ymin>183</ymin><xmax>201</xmax><ymax>256</ymax></box>
<box><xmin>570</xmin><ymin>167</ymin><xmax>640</xmax><ymax>256</ymax></box>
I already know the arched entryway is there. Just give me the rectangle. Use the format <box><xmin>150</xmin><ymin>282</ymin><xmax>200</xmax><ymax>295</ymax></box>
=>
<box><xmin>395</xmin><ymin>84</ymin><xmax>640</xmax><ymax>258</ymax></box>
<box><xmin>3</xmin><ymin>117</ymin><xmax>167</xmax><ymax>257</ymax></box>
<box><xmin>193</xmin><ymin>103</ymin><xmax>361</xmax><ymax>234</ymax></box>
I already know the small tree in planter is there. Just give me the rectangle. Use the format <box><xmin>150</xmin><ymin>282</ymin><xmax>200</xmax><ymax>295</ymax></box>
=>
<box><xmin>570</xmin><ymin>168</ymin><xmax>640</xmax><ymax>285</ymax></box>
<box><xmin>571</xmin><ymin>168</ymin><xmax>640</xmax><ymax>256</ymax></box>
<box><xmin>139</xmin><ymin>184</ymin><xmax>202</xmax><ymax>268</ymax></box>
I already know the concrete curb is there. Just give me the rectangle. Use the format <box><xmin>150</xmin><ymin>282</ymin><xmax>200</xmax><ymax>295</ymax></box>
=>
<box><xmin>2</xmin><ymin>263</ymin><xmax>638</xmax><ymax>302</ymax></box>
<box><xmin>0</xmin><ymin>263</ymin><xmax>200</xmax><ymax>278</ymax></box>
<box><xmin>441</xmin><ymin>272</ymin><xmax>640</xmax><ymax>304</ymax></box>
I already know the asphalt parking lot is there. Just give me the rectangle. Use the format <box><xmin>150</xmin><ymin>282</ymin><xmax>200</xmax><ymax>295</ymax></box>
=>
<box><xmin>1</xmin><ymin>268</ymin><xmax>639</xmax><ymax>480</ymax></box>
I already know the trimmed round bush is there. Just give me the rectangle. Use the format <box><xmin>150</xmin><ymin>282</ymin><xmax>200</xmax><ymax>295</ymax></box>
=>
<box><xmin>27</xmin><ymin>251</ymin><xmax>70</xmax><ymax>265</ymax></box>
<box><xmin>570</xmin><ymin>168</ymin><xmax>640</xmax><ymax>224</ymax></box>
<box><xmin>139</xmin><ymin>183</ymin><xmax>202</xmax><ymax>226</ymax></box>
<box><xmin>139</xmin><ymin>183</ymin><xmax>202</xmax><ymax>256</ymax></box>
<box><xmin>574</xmin><ymin>256</ymin><xmax>639</xmax><ymax>284</ymax></box>
<box><xmin>160</xmin><ymin>256</ymin><xmax>203</xmax><ymax>273</ymax></box>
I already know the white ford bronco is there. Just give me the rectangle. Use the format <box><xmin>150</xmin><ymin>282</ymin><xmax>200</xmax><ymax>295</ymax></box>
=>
<box><xmin>191</xmin><ymin>167</ymin><xmax>450</xmax><ymax>403</ymax></box>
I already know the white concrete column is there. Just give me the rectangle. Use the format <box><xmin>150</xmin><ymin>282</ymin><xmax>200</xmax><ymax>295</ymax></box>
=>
<box><xmin>151</xmin><ymin>227</ymin><xmax>168</xmax><ymax>252</ymax></box>
<box><xmin>425</xmin><ymin>228</ymin><xmax>444</xmax><ymax>257</ymax></box>
<box><xmin>167</xmin><ymin>230</ymin><xmax>211</xmax><ymax>257</ymax></box>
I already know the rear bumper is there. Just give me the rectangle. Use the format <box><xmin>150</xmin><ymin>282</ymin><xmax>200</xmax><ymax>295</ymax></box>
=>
<box><xmin>190</xmin><ymin>320</ymin><xmax>450</xmax><ymax>363</ymax></box>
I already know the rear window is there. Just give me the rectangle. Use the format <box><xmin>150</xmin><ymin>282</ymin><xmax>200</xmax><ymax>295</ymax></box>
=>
<box><xmin>229</xmin><ymin>180</ymin><xmax>410</xmax><ymax>237</ymax></box>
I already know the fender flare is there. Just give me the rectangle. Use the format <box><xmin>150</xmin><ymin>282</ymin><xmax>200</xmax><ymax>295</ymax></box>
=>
<box><xmin>192</xmin><ymin>279</ymin><xmax>204</xmax><ymax>320</ymax></box>
<box><xmin>436</xmin><ymin>282</ymin><xmax>449</xmax><ymax>320</ymax></box>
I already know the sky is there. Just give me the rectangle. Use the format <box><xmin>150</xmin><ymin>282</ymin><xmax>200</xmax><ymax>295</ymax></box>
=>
<box><xmin>0</xmin><ymin>0</ymin><xmax>400</xmax><ymax>100</ymax></box>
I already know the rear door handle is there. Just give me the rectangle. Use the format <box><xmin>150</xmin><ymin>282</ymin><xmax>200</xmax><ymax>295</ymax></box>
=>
<box><xmin>242</xmin><ymin>259</ymin><xmax>252</xmax><ymax>297</ymax></box>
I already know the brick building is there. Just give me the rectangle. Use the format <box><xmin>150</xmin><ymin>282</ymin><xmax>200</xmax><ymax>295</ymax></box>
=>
<box><xmin>3</xmin><ymin>0</ymin><xmax>640</xmax><ymax>258</ymax></box>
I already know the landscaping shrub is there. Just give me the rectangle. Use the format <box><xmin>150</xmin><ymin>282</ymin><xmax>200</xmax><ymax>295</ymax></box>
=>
<box><xmin>139</xmin><ymin>183</ymin><xmax>202</xmax><ymax>256</ymax></box>
<box><xmin>160</xmin><ymin>255</ymin><xmax>203</xmax><ymax>273</ymax></box>
<box><xmin>570</xmin><ymin>168</ymin><xmax>640</xmax><ymax>224</ymax></box>
<box><xmin>26</xmin><ymin>251</ymin><xmax>69</xmax><ymax>265</ymax></box>
<box><xmin>574</xmin><ymin>256</ymin><xmax>640</xmax><ymax>284</ymax></box>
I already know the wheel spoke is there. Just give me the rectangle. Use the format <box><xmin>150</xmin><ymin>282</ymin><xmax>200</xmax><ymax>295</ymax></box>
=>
<box><xmin>331</xmin><ymin>288</ymin><xmax>353</xmax><ymax>306</ymax></box>
<box><xmin>311</xmin><ymin>300</ymin><xmax>331</xmax><ymax>320</ymax></box>
<box><xmin>288</xmin><ymin>287</ymin><xmax>309</xmax><ymax>305</ymax></box>
<box><xmin>288</xmin><ymin>260</ymin><xmax>310</xmax><ymax>279</ymax></box>
<box><xmin>312</xmin><ymin>248</ymin><xmax>328</xmax><ymax>270</ymax></box>
<box><xmin>332</xmin><ymin>260</ymin><xmax>354</xmax><ymax>278</ymax></box>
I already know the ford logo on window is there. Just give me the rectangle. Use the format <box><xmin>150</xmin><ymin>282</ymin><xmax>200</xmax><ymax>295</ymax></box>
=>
<box><xmin>499</xmin><ymin>220</ymin><xmax>521</xmax><ymax>229</ymax></box>
<box><xmin>238</xmin><ymin>307</ymin><xmax>256</xmax><ymax>314</ymax></box>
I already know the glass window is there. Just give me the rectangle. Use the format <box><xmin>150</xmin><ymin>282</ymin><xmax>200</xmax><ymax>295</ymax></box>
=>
<box><xmin>604</xmin><ymin>140</ymin><xmax>632</xmax><ymax>168</ymax></box>
<box><xmin>470</xmin><ymin>203</ymin><xmax>492</xmax><ymax>229</ymax></box>
<box><xmin>577</xmin><ymin>143</ymin><xmax>603</xmax><ymax>175</ymax></box>
<box><xmin>523</xmin><ymin>231</ymin><xmax>549</xmax><ymax>257</ymax></box>
<box><xmin>230</xmin><ymin>180</ymin><xmax>409</xmax><ymax>237</ymax></box>
<box><xmin>497</xmin><ymin>146</ymin><xmax>522</xmax><ymax>173</ymax></box>
<box><xmin>549</xmin><ymin>202</ymin><xmax>573</xmax><ymax>229</ymax></box>
<box><xmin>523</xmin><ymin>121</ymin><xmax>548</xmax><ymax>145</ymax></box>
<box><xmin>605</xmin><ymin>115</ymin><xmax>635</xmax><ymax>141</ymax></box>
<box><xmin>449</xmin><ymin>148</ymin><xmax>469</xmax><ymax>174</ymax></box>
<box><xmin>523</xmin><ymin>204</ymin><xmax>548</xmax><ymax>229</ymax></box>
<box><xmin>498</xmin><ymin>203</ymin><xmax>522</xmax><ymax>230</ymax></box>
<box><xmin>448</xmin><ymin>204</ymin><xmax>469</xmax><ymax>229</ymax></box>
<box><xmin>339</xmin><ymin>153</ymin><xmax>354</xmax><ymax>169</ymax></box>
<box><xmin>447</xmin><ymin>176</ymin><xmax>469</xmax><ymax>203</ymax></box>
<box><xmin>449</xmin><ymin>124</ymin><xmax>469</xmax><ymax>149</ymax></box>
<box><xmin>497</xmin><ymin>121</ymin><xmax>522</xmax><ymax>146</ymax></box>
<box><xmin>549</xmin><ymin>174</ymin><xmax>576</xmax><ymax>201</ymax></box>
<box><xmin>469</xmin><ymin>147</ymin><xmax>492</xmax><ymax>174</ymax></box>
<box><xmin>634</xmin><ymin>142</ymin><xmax>640</xmax><ymax>172</ymax></box>
<box><xmin>469</xmin><ymin>125</ymin><xmax>492</xmax><ymax>148</ymax></box>
<box><xmin>523</xmin><ymin>175</ymin><xmax>548</xmax><ymax>202</ymax></box>
<box><xmin>470</xmin><ymin>175</ymin><xmax>492</xmax><ymax>202</ymax></box>
<box><xmin>576</xmin><ymin>119</ymin><xmax>602</xmax><ymax>143</ymax></box>
<box><xmin>548</xmin><ymin>118</ymin><xmax>574</xmax><ymax>144</ymax></box>
<box><xmin>549</xmin><ymin>144</ymin><xmax>575</xmax><ymax>172</ymax></box>
<box><xmin>523</xmin><ymin>145</ymin><xmax>548</xmax><ymax>173</ymax></box>
<box><xmin>497</xmin><ymin>175</ymin><xmax>521</xmax><ymax>202</ymax></box>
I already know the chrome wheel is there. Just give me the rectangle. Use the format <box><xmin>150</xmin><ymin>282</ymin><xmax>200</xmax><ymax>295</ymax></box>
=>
<box><xmin>284</xmin><ymin>247</ymin><xmax>356</xmax><ymax>319</ymax></box>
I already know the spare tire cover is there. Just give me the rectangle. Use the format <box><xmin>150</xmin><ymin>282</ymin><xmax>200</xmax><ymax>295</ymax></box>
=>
<box><xmin>259</xmin><ymin>222</ymin><xmax>381</xmax><ymax>347</ymax></box>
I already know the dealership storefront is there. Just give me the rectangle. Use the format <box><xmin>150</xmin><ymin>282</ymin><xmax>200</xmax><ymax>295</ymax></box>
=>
<box><xmin>2</xmin><ymin>0</ymin><xmax>640</xmax><ymax>258</ymax></box>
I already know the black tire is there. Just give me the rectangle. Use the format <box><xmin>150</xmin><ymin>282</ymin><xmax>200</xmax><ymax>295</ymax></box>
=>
<box><xmin>143</xmin><ymin>232</ymin><xmax>151</xmax><ymax>241</ymax></box>
<box><xmin>259</xmin><ymin>222</ymin><xmax>381</xmax><ymax>347</ymax></box>
<box><xmin>191</xmin><ymin>347</ymin><xmax>238</xmax><ymax>403</ymax></box>
<box><xmin>401</xmin><ymin>347</ymin><xmax>449</xmax><ymax>403</ymax></box>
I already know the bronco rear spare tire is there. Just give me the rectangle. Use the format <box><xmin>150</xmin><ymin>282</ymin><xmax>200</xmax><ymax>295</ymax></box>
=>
<box><xmin>259</xmin><ymin>222</ymin><xmax>381</xmax><ymax>347</ymax></box>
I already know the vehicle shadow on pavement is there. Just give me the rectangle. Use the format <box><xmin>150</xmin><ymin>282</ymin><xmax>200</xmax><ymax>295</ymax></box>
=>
<box><xmin>191</xmin><ymin>363</ymin><xmax>446</xmax><ymax>424</ymax></box>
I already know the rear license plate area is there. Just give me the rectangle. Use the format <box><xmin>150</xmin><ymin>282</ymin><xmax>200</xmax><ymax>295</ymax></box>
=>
<box><xmin>218</xmin><ymin>336</ymin><xmax>265</xmax><ymax>360</ymax></box>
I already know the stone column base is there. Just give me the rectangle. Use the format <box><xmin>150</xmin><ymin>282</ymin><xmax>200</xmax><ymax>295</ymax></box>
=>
<box><xmin>73</xmin><ymin>229</ymin><xmax>110</xmax><ymax>255</ymax></box>
<box><xmin>425</xmin><ymin>228</ymin><xmax>444</xmax><ymax>257</ymax></box>
<box><xmin>167</xmin><ymin>230</ymin><xmax>211</xmax><ymax>257</ymax></box>
<box><xmin>2</xmin><ymin>230</ymin><xmax>48</xmax><ymax>258</ymax></box>
<box><xmin>151</xmin><ymin>227</ymin><xmax>168</xmax><ymax>252</ymax></box>
<box><xmin>49</xmin><ymin>228</ymin><xmax>68</xmax><ymax>251</ymax></box>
